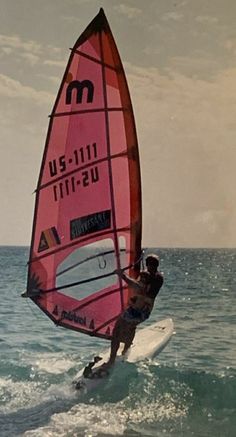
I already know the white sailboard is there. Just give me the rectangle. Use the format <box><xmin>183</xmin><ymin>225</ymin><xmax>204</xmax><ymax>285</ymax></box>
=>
<box><xmin>74</xmin><ymin>318</ymin><xmax>174</xmax><ymax>392</ymax></box>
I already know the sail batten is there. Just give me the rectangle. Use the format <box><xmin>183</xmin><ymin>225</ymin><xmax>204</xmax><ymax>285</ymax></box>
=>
<box><xmin>26</xmin><ymin>9</ymin><xmax>142</xmax><ymax>340</ymax></box>
<box><xmin>50</xmin><ymin>107</ymin><xmax>126</xmax><ymax>119</ymax></box>
<box><xmin>40</xmin><ymin>270</ymin><xmax>120</xmax><ymax>294</ymax></box>
<box><xmin>72</xmin><ymin>49</ymin><xmax>121</xmax><ymax>72</ymax></box>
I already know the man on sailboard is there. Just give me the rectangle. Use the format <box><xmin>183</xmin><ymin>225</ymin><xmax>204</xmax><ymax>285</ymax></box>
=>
<box><xmin>105</xmin><ymin>254</ymin><xmax>164</xmax><ymax>366</ymax></box>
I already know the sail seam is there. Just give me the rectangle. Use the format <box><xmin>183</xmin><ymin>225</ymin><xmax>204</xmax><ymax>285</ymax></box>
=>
<box><xmin>43</xmin><ymin>272</ymin><xmax>118</xmax><ymax>294</ymax></box>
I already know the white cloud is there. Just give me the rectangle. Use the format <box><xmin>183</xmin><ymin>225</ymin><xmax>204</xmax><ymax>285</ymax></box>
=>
<box><xmin>194</xmin><ymin>210</ymin><xmax>229</xmax><ymax>235</ymax></box>
<box><xmin>21</xmin><ymin>52</ymin><xmax>40</xmax><ymax>66</ymax></box>
<box><xmin>114</xmin><ymin>4</ymin><xmax>142</xmax><ymax>19</ymax></box>
<box><xmin>0</xmin><ymin>34</ymin><xmax>64</xmax><ymax>67</ymax></box>
<box><xmin>44</xmin><ymin>59</ymin><xmax>66</xmax><ymax>68</ymax></box>
<box><xmin>222</xmin><ymin>38</ymin><xmax>236</xmax><ymax>55</ymax></box>
<box><xmin>161</xmin><ymin>12</ymin><xmax>183</xmax><ymax>22</ymax></box>
<box><xmin>168</xmin><ymin>55</ymin><xmax>219</xmax><ymax>73</ymax></box>
<box><xmin>47</xmin><ymin>75</ymin><xmax>61</xmax><ymax>85</ymax></box>
<box><xmin>0</xmin><ymin>74</ymin><xmax>52</xmax><ymax>104</ymax></box>
<box><xmin>124</xmin><ymin>62</ymin><xmax>236</xmax><ymax>246</ymax></box>
<box><xmin>196</xmin><ymin>15</ymin><xmax>219</xmax><ymax>24</ymax></box>
<box><xmin>37</xmin><ymin>73</ymin><xmax>60</xmax><ymax>86</ymax></box>
<box><xmin>62</xmin><ymin>15</ymin><xmax>82</xmax><ymax>24</ymax></box>
<box><xmin>1</xmin><ymin>47</ymin><xmax>13</xmax><ymax>55</ymax></box>
<box><xmin>0</xmin><ymin>34</ymin><xmax>42</xmax><ymax>55</ymax></box>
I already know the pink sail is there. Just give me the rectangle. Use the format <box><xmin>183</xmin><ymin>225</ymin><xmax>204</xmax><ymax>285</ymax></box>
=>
<box><xmin>26</xmin><ymin>9</ymin><xmax>142</xmax><ymax>339</ymax></box>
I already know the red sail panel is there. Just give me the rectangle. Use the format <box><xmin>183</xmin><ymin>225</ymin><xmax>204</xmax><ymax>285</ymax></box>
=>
<box><xmin>27</xmin><ymin>9</ymin><xmax>142</xmax><ymax>339</ymax></box>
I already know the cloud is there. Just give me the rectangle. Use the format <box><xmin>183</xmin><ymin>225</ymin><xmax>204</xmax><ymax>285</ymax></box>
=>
<box><xmin>0</xmin><ymin>74</ymin><xmax>52</xmax><ymax>104</ymax></box>
<box><xmin>47</xmin><ymin>75</ymin><xmax>61</xmax><ymax>85</ymax></box>
<box><xmin>222</xmin><ymin>38</ymin><xmax>236</xmax><ymax>55</ymax></box>
<box><xmin>21</xmin><ymin>52</ymin><xmax>40</xmax><ymax>66</ymax></box>
<box><xmin>194</xmin><ymin>209</ymin><xmax>229</xmax><ymax>234</ymax></box>
<box><xmin>0</xmin><ymin>34</ymin><xmax>64</xmax><ymax>68</ymax></box>
<box><xmin>196</xmin><ymin>15</ymin><xmax>219</xmax><ymax>24</ymax></box>
<box><xmin>62</xmin><ymin>16</ymin><xmax>82</xmax><ymax>24</ymax></box>
<box><xmin>168</xmin><ymin>55</ymin><xmax>218</xmax><ymax>72</ymax></box>
<box><xmin>38</xmin><ymin>73</ymin><xmax>61</xmax><ymax>86</ymax></box>
<box><xmin>0</xmin><ymin>34</ymin><xmax>42</xmax><ymax>54</ymax></box>
<box><xmin>1</xmin><ymin>47</ymin><xmax>13</xmax><ymax>55</ymax></box>
<box><xmin>161</xmin><ymin>12</ymin><xmax>184</xmax><ymax>22</ymax></box>
<box><xmin>113</xmin><ymin>4</ymin><xmax>142</xmax><ymax>19</ymax></box>
<box><xmin>125</xmin><ymin>62</ymin><xmax>236</xmax><ymax>128</ymax></box>
<box><xmin>44</xmin><ymin>59</ymin><xmax>66</xmax><ymax>68</ymax></box>
<box><xmin>124</xmin><ymin>62</ymin><xmax>236</xmax><ymax>246</ymax></box>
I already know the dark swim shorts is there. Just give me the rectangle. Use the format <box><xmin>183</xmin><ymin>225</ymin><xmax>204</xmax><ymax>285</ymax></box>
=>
<box><xmin>121</xmin><ymin>306</ymin><xmax>150</xmax><ymax>324</ymax></box>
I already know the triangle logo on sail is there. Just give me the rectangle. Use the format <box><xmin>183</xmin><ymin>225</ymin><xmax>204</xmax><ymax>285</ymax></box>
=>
<box><xmin>38</xmin><ymin>227</ymin><xmax>61</xmax><ymax>253</ymax></box>
<box><xmin>105</xmin><ymin>326</ymin><xmax>111</xmax><ymax>336</ymax></box>
<box><xmin>52</xmin><ymin>305</ymin><xmax>59</xmax><ymax>316</ymax></box>
<box><xmin>38</xmin><ymin>233</ymin><xmax>49</xmax><ymax>252</ymax></box>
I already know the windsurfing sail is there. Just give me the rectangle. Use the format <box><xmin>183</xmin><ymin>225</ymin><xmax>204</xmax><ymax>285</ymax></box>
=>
<box><xmin>25</xmin><ymin>8</ymin><xmax>142</xmax><ymax>339</ymax></box>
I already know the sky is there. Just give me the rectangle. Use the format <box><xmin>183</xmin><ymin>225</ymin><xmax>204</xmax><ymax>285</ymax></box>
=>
<box><xmin>0</xmin><ymin>0</ymin><xmax>236</xmax><ymax>248</ymax></box>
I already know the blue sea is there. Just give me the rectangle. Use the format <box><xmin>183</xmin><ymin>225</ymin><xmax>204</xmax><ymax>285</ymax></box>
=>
<box><xmin>0</xmin><ymin>247</ymin><xmax>235</xmax><ymax>437</ymax></box>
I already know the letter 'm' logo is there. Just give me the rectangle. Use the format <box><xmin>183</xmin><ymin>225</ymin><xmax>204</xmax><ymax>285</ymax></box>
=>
<box><xmin>66</xmin><ymin>80</ymin><xmax>94</xmax><ymax>105</ymax></box>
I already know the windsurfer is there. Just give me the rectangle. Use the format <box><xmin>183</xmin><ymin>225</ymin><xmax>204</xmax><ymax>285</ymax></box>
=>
<box><xmin>105</xmin><ymin>254</ymin><xmax>164</xmax><ymax>367</ymax></box>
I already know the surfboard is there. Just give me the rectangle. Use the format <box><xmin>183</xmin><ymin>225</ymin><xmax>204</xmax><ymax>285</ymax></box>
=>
<box><xmin>73</xmin><ymin>318</ymin><xmax>174</xmax><ymax>391</ymax></box>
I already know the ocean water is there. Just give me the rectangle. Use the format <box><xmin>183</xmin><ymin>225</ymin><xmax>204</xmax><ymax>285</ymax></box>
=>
<box><xmin>0</xmin><ymin>246</ymin><xmax>235</xmax><ymax>437</ymax></box>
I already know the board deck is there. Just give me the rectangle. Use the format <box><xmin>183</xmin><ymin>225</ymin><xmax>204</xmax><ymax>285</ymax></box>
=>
<box><xmin>73</xmin><ymin>318</ymin><xmax>174</xmax><ymax>391</ymax></box>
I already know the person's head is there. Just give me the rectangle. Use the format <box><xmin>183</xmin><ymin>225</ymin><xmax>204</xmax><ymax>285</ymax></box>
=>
<box><xmin>145</xmin><ymin>254</ymin><xmax>159</xmax><ymax>274</ymax></box>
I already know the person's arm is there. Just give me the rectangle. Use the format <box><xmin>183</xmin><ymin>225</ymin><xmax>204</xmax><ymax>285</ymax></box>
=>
<box><xmin>115</xmin><ymin>269</ymin><xmax>142</xmax><ymax>291</ymax></box>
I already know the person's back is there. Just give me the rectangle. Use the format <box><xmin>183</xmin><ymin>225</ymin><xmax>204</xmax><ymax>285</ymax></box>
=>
<box><xmin>148</xmin><ymin>271</ymin><xmax>163</xmax><ymax>298</ymax></box>
<box><xmin>128</xmin><ymin>271</ymin><xmax>151</xmax><ymax>310</ymax></box>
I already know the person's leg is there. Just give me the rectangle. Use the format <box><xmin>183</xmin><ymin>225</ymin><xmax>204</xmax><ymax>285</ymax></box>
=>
<box><xmin>122</xmin><ymin>324</ymin><xmax>136</xmax><ymax>355</ymax></box>
<box><xmin>121</xmin><ymin>307</ymin><xmax>150</xmax><ymax>356</ymax></box>
<box><xmin>107</xmin><ymin>335</ymin><xmax>120</xmax><ymax>365</ymax></box>
<box><xmin>105</xmin><ymin>319</ymin><xmax>122</xmax><ymax>366</ymax></box>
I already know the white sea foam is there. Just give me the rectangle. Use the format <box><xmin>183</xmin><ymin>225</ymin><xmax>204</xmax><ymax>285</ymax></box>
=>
<box><xmin>22</xmin><ymin>395</ymin><xmax>187</xmax><ymax>437</ymax></box>
<box><xmin>33</xmin><ymin>356</ymin><xmax>75</xmax><ymax>374</ymax></box>
<box><xmin>0</xmin><ymin>377</ymin><xmax>43</xmax><ymax>413</ymax></box>
<box><xmin>20</xmin><ymin>351</ymin><xmax>77</xmax><ymax>374</ymax></box>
